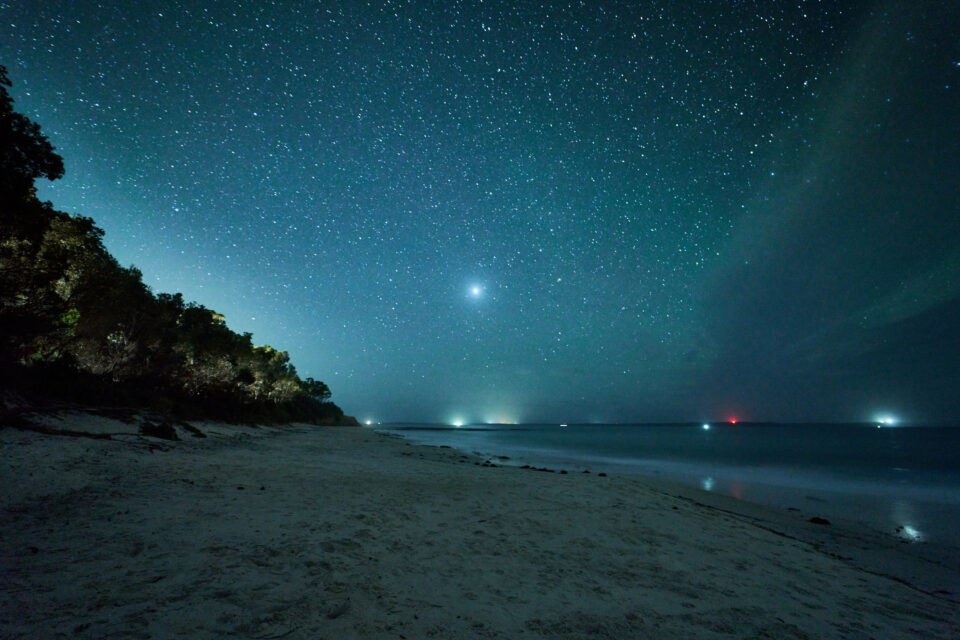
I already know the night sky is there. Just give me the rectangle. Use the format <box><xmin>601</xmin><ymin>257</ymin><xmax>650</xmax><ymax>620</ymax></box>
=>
<box><xmin>3</xmin><ymin>1</ymin><xmax>958</xmax><ymax>424</ymax></box>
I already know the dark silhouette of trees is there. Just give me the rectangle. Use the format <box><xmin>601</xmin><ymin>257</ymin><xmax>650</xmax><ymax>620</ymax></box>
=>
<box><xmin>0</xmin><ymin>64</ymin><xmax>64</xmax><ymax>202</ymax></box>
<box><xmin>304</xmin><ymin>378</ymin><xmax>332</xmax><ymax>402</ymax></box>
<box><xmin>0</xmin><ymin>64</ymin><xmax>348</xmax><ymax>424</ymax></box>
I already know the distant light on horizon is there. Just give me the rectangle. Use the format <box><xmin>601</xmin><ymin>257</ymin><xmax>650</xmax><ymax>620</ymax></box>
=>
<box><xmin>702</xmin><ymin>423</ymin><xmax>710</xmax><ymax>430</ymax></box>
<box><xmin>876</xmin><ymin>415</ymin><xmax>897</xmax><ymax>426</ymax></box>
<box><xmin>728</xmin><ymin>417</ymin><xmax>738</xmax><ymax>424</ymax></box>
<box><xmin>365</xmin><ymin>419</ymin><xmax>373</xmax><ymax>426</ymax></box>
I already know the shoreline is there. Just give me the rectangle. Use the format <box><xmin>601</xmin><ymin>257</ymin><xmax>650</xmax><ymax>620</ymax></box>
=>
<box><xmin>381</xmin><ymin>424</ymin><xmax>960</xmax><ymax>559</ymax></box>
<box><xmin>399</xmin><ymin>433</ymin><xmax>960</xmax><ymax>604</ymax></box>
<box><xmin>2</xmin><ymin>411</ymin><xmax>958</xmax><ymax>638</ymax></box>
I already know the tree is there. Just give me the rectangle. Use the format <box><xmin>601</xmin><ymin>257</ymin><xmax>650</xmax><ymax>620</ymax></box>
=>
<box><xmin>172</xmin><ymin>304</ymin><xmax>246</xmax><ymax>396</ymax></box>
<box><xmin>16</xmin><ymin>213</ymin><xmax>114</xmax><ymax>363</ymax></box>
<box><xmin>0</xmin><ymin>65</ymin><xmax>347</xmax><ymax>423</ymax></box>
<box><xmin>0</xmin><ymin>64</ymin><xmax>64</xmax><ymax>202</ymax></box>
<box><xmin>303</xmin><ymin>377</ymin><xmax>332</xmax><ymax>402</ymax></box>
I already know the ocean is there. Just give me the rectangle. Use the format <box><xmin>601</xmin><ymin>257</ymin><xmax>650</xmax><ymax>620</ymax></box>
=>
<box><xmin>377</xmin><ymin>422</ymin><xmax>960</xmax><ymax>547</ymax></box>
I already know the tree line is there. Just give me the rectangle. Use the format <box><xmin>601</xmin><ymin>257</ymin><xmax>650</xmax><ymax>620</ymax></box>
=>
<box><xmin>0</xmin><ymin>64</ymin><xmax>350</xmax><ymax>424</ymax></box>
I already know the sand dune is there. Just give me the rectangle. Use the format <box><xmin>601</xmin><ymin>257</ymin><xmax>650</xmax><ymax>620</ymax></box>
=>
<box><xmin>1</xmin><ymin>411</ymin><xmax>957</xmax><ymax>638</ymax></box>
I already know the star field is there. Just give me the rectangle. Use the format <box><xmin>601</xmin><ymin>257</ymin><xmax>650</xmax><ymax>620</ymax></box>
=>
<box><xmin>3</xmin><ymin>1</ymin><xmax>959</xmax><ymax>422</ymax></box>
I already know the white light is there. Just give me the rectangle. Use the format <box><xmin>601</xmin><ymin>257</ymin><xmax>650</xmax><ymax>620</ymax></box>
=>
<box><xmin>702</xmin><ymin>477</ymin><xmax>715</xmax><ymax>491</ymax></box>
<box><xmin>900</xmin><ymin>525</ymin><xmax>922</xmax><ymax>541</ymax></box>
<box><xmin>702</xmin><ymin>423</ymin><xmax>710</xmax><ymax>430</ymax></box>
<box><xmin>452</xmin><ymin>421</ymin><xmax>463</xmax><ymax>427</ymax></box>
<box><xmin>365</xmin><ymin>420</ymin><xmax>372</xmax><ymax>426</ymax></box>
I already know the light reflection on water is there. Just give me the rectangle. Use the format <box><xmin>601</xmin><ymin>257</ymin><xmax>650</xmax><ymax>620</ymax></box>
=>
<box><xmin>899</xmin><ymin>525</ymin><xmax>923</xmax><ymax>541</ymax></box>
<box><xmin>729</xmin><ymin>480</ymin><xmax>743</xmax><ymax>500</ymax></box>
<box><xmin>892</xmin><ymin>500</ymin><xmax>924</xmax><ymax>541</ymax></box>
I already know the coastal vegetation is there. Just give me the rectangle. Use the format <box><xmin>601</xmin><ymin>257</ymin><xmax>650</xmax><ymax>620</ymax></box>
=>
<box><xmin>0</xmin><ymin>64</ymin><xmax>348</xmax><ymax>424</ymax></box>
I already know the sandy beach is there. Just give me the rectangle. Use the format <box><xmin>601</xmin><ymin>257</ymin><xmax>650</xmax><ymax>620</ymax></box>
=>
<box><xmin>1</xmin><ymin>411</ymin><xmax>958</xmax><ymax>639</ymax></box>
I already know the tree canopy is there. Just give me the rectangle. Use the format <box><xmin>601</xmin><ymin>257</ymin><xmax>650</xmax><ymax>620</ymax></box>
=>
<box><xmin>0</xmin><ymin>64</ymin><xmax>347</xmax><ymax>424</ymax></box>
<box><xmin>0</xmin><ymin>64</ymin><xmax>64</xmax><ymax>201</ymax></box>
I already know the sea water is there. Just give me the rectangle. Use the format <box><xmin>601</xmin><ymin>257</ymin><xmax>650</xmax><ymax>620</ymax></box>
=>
<box><xmin>378</xmin><ymin>422</ymin><xmax>960</xmax><ymax>547</ymax></box>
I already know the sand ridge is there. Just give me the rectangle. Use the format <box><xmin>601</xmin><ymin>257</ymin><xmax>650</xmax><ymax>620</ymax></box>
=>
<box><xmin>1</xmin><ymin>414</ymin><xmax>958</xmax><ymax>639</ymax></box>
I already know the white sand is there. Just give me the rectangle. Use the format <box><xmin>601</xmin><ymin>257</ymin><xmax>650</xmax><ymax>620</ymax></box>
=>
<box><xmin>1</xmin><ymin>411</ymin><xmax>958</xmax><ymax>639</ymax></box>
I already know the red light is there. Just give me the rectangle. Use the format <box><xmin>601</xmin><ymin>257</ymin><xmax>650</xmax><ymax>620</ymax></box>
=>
<box><xmin>729</xmin><ymin>417</ymin><xmax>737</xmax><ymax>424</ymax></box>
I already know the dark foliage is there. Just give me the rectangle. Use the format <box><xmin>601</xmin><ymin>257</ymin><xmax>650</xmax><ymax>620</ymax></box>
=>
<box><xmin>0</xmin><ymin>64</ymin><xmax>347</xmax><ymax>425</ymax></box>
<box><xmin>0</xmin><ymin>65</ymin><xmax>64</xmax><ymax>201</ymax></box>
